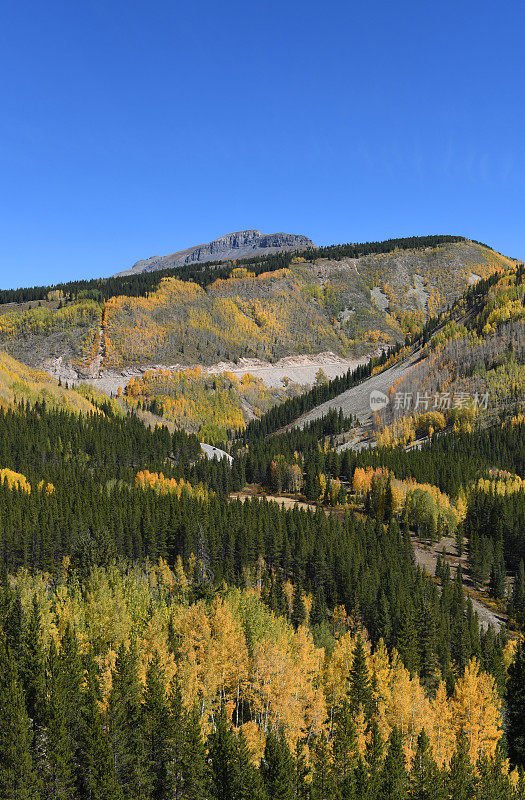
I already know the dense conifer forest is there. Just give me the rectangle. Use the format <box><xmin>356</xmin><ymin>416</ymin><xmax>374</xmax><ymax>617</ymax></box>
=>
<box><xmin>0</xmin><ymin>249</ymin><xmax>524</xmax><ymax>798</ymax></box>
<box><xmin>0</xmin><ymin>391</ymin><xmax>524</xmax><ymax>796</ymax></box>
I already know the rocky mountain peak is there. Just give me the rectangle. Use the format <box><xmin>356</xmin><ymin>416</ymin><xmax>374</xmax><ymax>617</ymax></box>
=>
<box><xmin>115</xmin><ymin>229</ymin><xmax>315</xmax><ymax>276</ymax></box>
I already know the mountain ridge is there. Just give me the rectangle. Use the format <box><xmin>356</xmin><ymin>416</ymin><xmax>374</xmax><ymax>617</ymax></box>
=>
<box><xmin>115</xmin><ymin>229</ymin><xmax>315</xmax><ymax>277</ymax></box>
<box><xmin>0</xmin><ymin>238</ymin><xmax>515</xmax><ymax>379</ymax></box>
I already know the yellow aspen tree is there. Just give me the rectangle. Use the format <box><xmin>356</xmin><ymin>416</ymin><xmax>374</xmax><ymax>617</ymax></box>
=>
<box><xmin>452</xmin><ymin>658</ymin><xmax>501</xmax><ymax>762</ymax></box>
<box><xmin>173</xmin><ymin>555</ymin><xmax>189</xmax><ymax>600</ymax></box>
<box><xmin>0</xmin><ymin>467</ymin><xmax>31</xmax><ymax>493</ymax></box>
<box><xmin>317</xmin><ymin>473</ymin><xmax>327</xmax><ymax>502</ymax></box>
<box><xmin>290</xmin><ymin>625</ymin><xmax>326</xmax><ymax>742</ymax></box>
<box><xmin>208</xmin><ymin>597</ymin><xmax>250</xmax><ymax>719</ymax></box>
<box><xmin>355</xmin><ymin>705</ymin><xmax>368</xmax><ymax>757</ymax></box>
<box><xmin>141</xmin><ymin>609</ymin><xmax>177</xmax><ymax>688</ymax></box>
<box><xmin>428</xmin><ymin>680</ymin><xmax>455</xmax><ymax>766</ymax></box>
<box><xmin>387</xmin><ymin>652</ymin><xmax>425</xmax><ymax>747</ymax></box>
<box><xmin>325</xmin><ymin>631</ymin><xmax>357</xmax><ymax>714</ymax></box>
<box><xmin>352</xmin><ymin>468</ymin><xmax>368</xmax><ymax>497</ymax></box>
<box><xmin>370</xmin><ymin>639</ymin><xmax>393</xmax><ymax>741</ymax></box>
<box><xmin>283</xmin><ymin>581</ymin><xmax>294</xmax><ymax>616</ymax></box>
<box><xmin>176</xmin><ymin>602</ymin><xmax>212</xmax><ymax>715</ymax></box>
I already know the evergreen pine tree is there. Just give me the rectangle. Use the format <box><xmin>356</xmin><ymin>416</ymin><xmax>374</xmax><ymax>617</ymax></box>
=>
<box><xmin>375</xmin><ymin>590</ymin><xmax>392</xmax><ymax>646</ymax></box>
<box><xmin>384</xmin><ymin>478</ymin><xmax>394</xmax><ymax>523</ymax></box>
<box><xmin>447</xmin><ymin>731</ymin><xmax>475</xmax><ymax>800</ymax></box>
<box><xmin>516</xmin><ymin>767</ymin><xmax>525</xmax><ymax>800</ymax></box>
<box><xmin>45</xmin><ymin>638</ymin><xmax>77</xmax><ymax>800</ymax></box>
<box><xmin>3</xmin><ymin>585</ymin><xmax>23</xmax><ymax>659</ymax></box>
<box><xmin>180</xmin><ymin>704</ymin><xmax>211</xmax><ymax>800</ymax></box>
<box><xmin>209</xmin><ymin>703</ymin><xmax>238</xmax><ymax>800</ymax></box>
<box><xmin>108</xmin><ymin>641</ymin><xmax>150</xmax><ymax>800</ymax></box>
<box><xmin>142</xmin><ymin>652</ymin><xmax>172</xmax><ymax>800</ymax></box>
<box><xmin>166</xmin><ymin>676</ymin><xmax>185</xmax><ymax>795</ymax></box>
<box><xmin>291</xmin><ymin>583</ymin><xmax>307</xmax><ymax>629</ymax></box>
<box><xmin>475</xmin><ymin>745</ymin><xmax>513</xmax><ymax>800</ymax></box>
<box><xmin>233</xmin><ymin>730</ymin><xmax>267</xmax><ymax>800</ymax></box>
<box><xmin>332</xmin><ymin>698</ymin><xmax>358</xmax><ymax>789</ymax></box>
<box><xmin>0</xmin><ymin>641</ymin><xmax>41</xmax><ymax>800</ymax></box>
<box><xmin>417</xmin><ymin>605</ymin><xmax>440</xmax><ymax>692</ymax></box>
<box><xmin>397</xmin><ymin>609</ymin><xmax>420</xmax><ymax>675</ymax></box>
<box><xmin>310</xmin><ymin>587</ymin><xmax>328</xmax><ymax>627</ymax></box>
<box><xmin>77</xmin><ymin>651</ymin><xmax>122</xmax><ymax>800</ymax></box>
<box><xmin>489</xmin><ymin>547</ymin><xmax>507</xmax><ymax>601</ymax></box>
<box><xmin>348</xmin><ymin>632</ymin><xmax>372</xmax><ymax>717</ymax></box>
<box><xmin>260</xmin><ymin>728</ymin><xmax>295</xmax><ymax>800</ymax></box>
<box><xmin>380</xmin><ymin>725</ymin><xmax>407</xmax><ymax>800</ymax></box>
<box><xmin>311</xmin><ymin>733</ymin><xmax>336</xmax><ymax>800</ymax></box>
<box><xmin>294</xmin><ymin>740</ymin><xmax>310</xmax><ymax>800</ymax></box>
<box><xmin>365</xmin><ymin>719</ymin><xmax>384</xmax><ymax>800</ymax></box>
<box><xmin>354</xmin><ymin>757</ymin><xmax>370</xmax><ymax>800</ymax></box>
<box><xmin>507</xmin><ymin>639</ymin><xmax>525</xmax><ymax>769</ymax></box>
<box><xmin>409</xmin><ymin>729</ymin><xmax>446</xmax><ymax>800</ymax></box>
<box><xmin>510</xmin><ymin>561</ymin><xmax>525</xmax><ymax>626</ymax></box>
<box><xmin>20</xmin><ymin>596</ymin><xmax>46</xmax><ymax>729</ymax></box>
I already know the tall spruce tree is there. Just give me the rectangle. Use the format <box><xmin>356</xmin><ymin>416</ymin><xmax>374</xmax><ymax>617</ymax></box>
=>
<box><xmin>209</xmin><ymin>704</ymin><xmax>238</xmax><ymax>800</ymax></box>
<box><xmin>77</xmin><ymin>651</ymin><xmax>122</xmax><ymax>800</ymax></box>
<box><xmin>365</xmin><ymin>720</ymin><xmax>384</xmax><ymax>800</ymax></box>
<box><xmin>475</xmin><ymin>746</ymin><xmax>513</xmax><ymax>800</ymax></box>
<box><xmin>447</xmin><ymin>731</ymin><xmax>475</xmax><ymax>800</ymax></box>
<box><xmin>380</xmin><ymin>726</ymin><xmax>408</xmax><ymax>800</ymax></box>
<box><xmin>510</xmin><ymin>560</ymin><xmax>525</xmax><ymax>625</ymax></box>
<box><xmin>20</xmin><ymin>596</ymin><xmax>45</xmax><ymax>730</ymax></box>
<box><xmin>0</xmin><ymin>641</ymin><xmax>41</xmax><ymax>800</ymax></box>
<box><xmin>45</xmin><ymin>638</ymin><xmax>77</xmax><ymax>800</ymax></box>
<box><xmin>348</xmin><ymin>632</ymin><xmax>372</xmax><ymax>717</ymax></box>
<box><xmin>180</xmin><ymin>704</ymin><xmax>211</xmax><ymax>800</ymax></box>
<box><xmin>311</xmin><ymin>734</ymin><xmax>336</xmax><ymax>800</ymax></box>
<box><xmin>233</xmin><ymin>730</ymin><xmax>267</xmax><ymax>800</ymax></box>
<box><xmin>291</xmin><ymin>583</ymin><xmax>307</xmax><ymax>629</ymax></box>
<box><xmin>260</xmin><ymin>728</ymin><xmax>295</xmax><ymax>800</ymax></box>
<box><xmin>108</xmin><ymin>641</ymin><xmax>150</xmax><ymax>800</ymax></box>
<box><xmin>294</xmin><ymin>740</ymin><xmax>311</xmax><ymax>800</ymax></box>
<box><xmin>398</xmin><ymin>610</ymin><xmax>420</xmax><ymax>675</ymax></box>
<box><xmin>332</xmin><ymin>698</ymin><xmax>358</xmax><ymax>791</ymax></box>
<box><xmin>142</xmin><ymin>652</ymin><xmax>173</xmax><ymax>800</ymax></box>
<box><xmin>409</xmin><ymin>729</ymin><xmax>446</xmax><ymax>800</ymax></box>
<box><xmin>507</xmin><ymin>639</ymin><xmax>525</xmax><ymax>769</ymax></box>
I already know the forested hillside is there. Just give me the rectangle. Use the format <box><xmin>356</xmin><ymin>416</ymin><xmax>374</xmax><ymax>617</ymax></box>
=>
<box><xmin>374</xmin><ymin>263</ymin><xmax>525</xmax><ymax>444</ymax></box>
<box><xmin>0</xmin><ymin>384</ymin><xmax>524</xmax><ymax>796</ymax></box>
<box><xmin>0</xmin><ymin>239</ymin><xmax>524</xmax><ymax>799</ymax></box>
<box><xmin>0</xmin><ymin>235</ymin><xmax>471</xmax><ymax>305</ymax></box>
<box><xmin>122</xmin><ymin>366</ymin><xmax>303</xmax><ymax>443</ymax></box>
<box><xmin>0</xmin><ymin>350</ymin><xmax>113</xmax><ymax>415</ymax></box>
<box><xmin>0</xmin><ymin>237</ymin><xmax>513</xmax><ymax>372</ymax></box>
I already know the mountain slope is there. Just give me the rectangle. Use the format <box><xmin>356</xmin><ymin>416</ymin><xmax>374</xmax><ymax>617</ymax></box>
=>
<box><xmin>0</xmin><ymin>350</ymin><xmax>117</xmax><ymax>415</ymax></box>
<box><xmin>102</xmin><ymin>239</ymin><xmax>514</xmax><ymax>368</ymax></box>
<box><xmin>115</xmin><ymin>229</ymin><xmax>315</xmax><ymax>276</ymax></box>
<box><xmin>0</xmin><ymin>237</ymin><xmax>514</xmax><ymax>380</ymax></box>
<box><xmin>284</xmin><ymin>261</ymin><xmax>524</xmax><ymax>443</ymax></box>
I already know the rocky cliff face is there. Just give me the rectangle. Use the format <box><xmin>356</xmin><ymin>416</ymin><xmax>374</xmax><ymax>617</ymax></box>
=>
<box><xmin>115</xmin><ymin>229</ymin><xmax>314</xmax><ymax>276</ymax></box>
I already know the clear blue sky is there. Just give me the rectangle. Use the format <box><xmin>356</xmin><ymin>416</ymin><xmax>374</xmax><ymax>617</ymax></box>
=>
<box><xmin>1</xmin><ymin>0</ymin><xmax>523</xmax><ymax>289</ymax></box>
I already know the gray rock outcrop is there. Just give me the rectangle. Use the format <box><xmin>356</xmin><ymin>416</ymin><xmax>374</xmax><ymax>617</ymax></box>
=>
<box><xmin>115</xmin><ymin>229</ymin><xmax>314</xmax><ymax>276</ymax></box>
